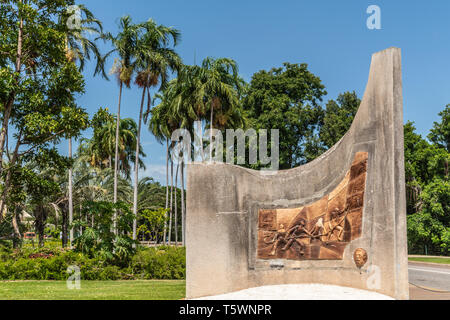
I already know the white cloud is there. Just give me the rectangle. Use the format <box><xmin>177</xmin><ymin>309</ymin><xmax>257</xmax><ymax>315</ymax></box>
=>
<box><xmin>141</xmin><ymin>164</ymin><xmax>167</xmax><ymax>184</ymax></box>
<box><xmin>141</xmin><ymin>140</ymin><xmax>154</xmax><ymax>147</ymax></box>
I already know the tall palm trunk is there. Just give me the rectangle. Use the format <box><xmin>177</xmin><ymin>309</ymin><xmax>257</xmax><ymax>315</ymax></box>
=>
<box><xmin>174</xmin><ymin>163</ymin><xmax>179</xmax><ymax>245</ymax></box>
<box><xmin>12</xmin><ymin>206</ymin><xmax>21</xmax><ymax>249</ymax></box>
<box><xmin>91</xmin><ymin>189</ymin><xmax>95</xmax><ymax>227</ymax></box>
<box><xmin>80</xmin><ymin>203</ymin><xmax>83</xmax><ymax>236</ymax></box>
<box><xmin>113</xmin><ymin>81</ymin><xmax>123</xmax><ymax>234</ymax></box>
<box><xmin>163</xmin><ymin>138</ymin><xmax>169</xmax><ymax>244</ymax></box>
<box><xmin>210</xmin><ymin>104</ymin><xmax>213</xmax><ymax>162</ymax></box>
<box><xmin>132</xmin><ymin>86</ymin><xmax>147</xmax><ymax>241</ymax></box>
<box><xmin>68</xmin><ymin>137</ymin><xmax>73</xmax><ymax>246</ymax></box>
<box><xmin>181</xmin><ymin>159</ymin><xmax>185</xmax><ymax>246</ymax></box>
<box><xmin>61</xmin><ymin>206</ymin><xmax>68</xmax><ymax>248</ymax></box>
<box><xmin>168</xmin><ymin>160</ymin><xmax>174</xmax><ymax>245</ymax></box>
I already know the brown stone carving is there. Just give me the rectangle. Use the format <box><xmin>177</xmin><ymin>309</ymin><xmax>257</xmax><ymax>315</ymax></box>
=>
<box><xmin>257</xmin><ymin>152</ymin><xmax>368</xmax><ymax>261</ymax></box>
<box><xmin>258</xmin><ymin>210</ymin><xmax>277</xmax><ymax>230</ymax></box>
<box><xmin>353</xmin><ymin>248</ymin><xmax>368</xmax><ymax>268</ymax></box>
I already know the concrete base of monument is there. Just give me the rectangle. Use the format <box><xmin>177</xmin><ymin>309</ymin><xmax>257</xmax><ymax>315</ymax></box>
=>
<box><xmin>191</xmin><ymin>284</ymin><xmax>394</xmax><ymax>300</ymax></box>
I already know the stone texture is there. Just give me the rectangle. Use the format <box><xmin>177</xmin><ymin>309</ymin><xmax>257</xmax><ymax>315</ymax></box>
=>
<box><xmin>192</xmin><ymin>284</ymin><xmax>394</xmax><ymax>300</ymax></box>
<box><xmin>255</xmin><ymin>152</ymin><xmax>367</xmax><ymax>261</ymax></box>
<box><xmin>186</xmin><ymin>47</ymin><xmax>409</xmax><ymax>300</ymax></box>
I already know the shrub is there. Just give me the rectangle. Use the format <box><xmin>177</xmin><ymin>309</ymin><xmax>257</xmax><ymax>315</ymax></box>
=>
<box><xmin>0</xmin><ymin>246</ymin><xmax>186</xmax><ymax>280</ymax></box>
<box><xmin>130</xmin><ymin>246</ymin><xmax>186</xmax><ymax>280</ymax></box>
<box><xmin>73</xmin><ymin>201</ymin><xmax>137</xmax><ymax>266</ymax></box>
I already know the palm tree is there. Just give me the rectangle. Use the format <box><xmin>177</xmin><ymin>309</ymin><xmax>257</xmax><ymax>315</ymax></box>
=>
<box><xmin>104</xmin><ymin>16</ymin><xmax>141</xmax><ymax>233</ymax></box>
<box><xmin>149</xmin><ymin>58</ymin><xmax>244</xmax><ymax>245</ymax></box>
<box><xmin>83</xmin><ymin>115</ymin><xmax>145</xmax><ymax>178</ymax></box>
<box><xmin>136</xmin><ymin>177</ymin><xmax>166</xmax><ymax>212</ymax></box>
<box><xmin>149</xmin><ymin>97</ymin><xmax>176</xmax><ymax>244</ymax></box>
<box><xmin>68</xmin><ymin>138</ymin><xmax>74</xmax><ymax>245</ymax></box>
<box><xmin>174</xmin><ymin>163</ymin><xmax>179</xmax><ymax>244</ymax></box>
<box><xmin>181</xmin><ymin>158</ymin><xmax>186</xmax><ymax>245</ymax></box>
<box><xmin>62</xmin><ymin>5</ymin><xmax>106</xmax><ymax>246</ymax></box>
<box><xmin>164</xmin><ymin>138</ymin><xmax>170</xmax><ymax>244</ymax></box>
<box><xmin>169</xmin><ymin>159</ymin><xmax>174</xmax><ymax>244</ymax></box>
<box><xmin>170</xmin><ymin>58</ymin><xmax>243</xmax><ymax>132</ymax></box>
<box><xmin>132</xmin><ymin>19</ymin><xmax>181</xmax><ymax>240</ymax></box>
<box><xmin>192</xmin><ymin>58</ymin><xmax>242</xmax><ymax>160</ymax></box>
<box><xmin>63</xmin><ymin>5</ymin><xmax>107</xmax><ymax>78</ymax></box>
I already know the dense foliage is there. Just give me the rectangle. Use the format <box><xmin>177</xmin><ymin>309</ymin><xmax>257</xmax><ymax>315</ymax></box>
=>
<box><xmin>0</xmin><ymin>0</ymin><xmax>92</xmax><ymax>247</ymax></box>
<box><xmin>242</xmin><ymin>63</ymin><xmax>327</xmax><ymax>168</ymax></box>
<box><xmin>73</xmin><ymin>201</ymin><xmax>136</xmax><ymax>266</ymax></box>
<box><xmin>0</xmin><ymin>1</ymin><xmax>448</xmax><ymax>287</ymax></box>
<box><xmin>0</xmin><ymin>245</ymin><xmax>185</xmax><ymax>280</ymax></box>
<box><xmin>405</xmin><ymin>106</ymin><xmax>449</xmax><ymax>255</ymax></box>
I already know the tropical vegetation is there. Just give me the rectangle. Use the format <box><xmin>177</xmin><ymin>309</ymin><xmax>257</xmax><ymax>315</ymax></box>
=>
<box><xmin>0</xmin><ymin>0</ymin><xmax>447</xmax><ymax>288</ymax></box>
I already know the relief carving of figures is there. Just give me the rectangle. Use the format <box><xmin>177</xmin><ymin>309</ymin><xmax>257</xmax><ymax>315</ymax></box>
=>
<box><xmin>257</xmin><ymin>152</ymin><xmax>368</xmax><ymax>261</ymax></box>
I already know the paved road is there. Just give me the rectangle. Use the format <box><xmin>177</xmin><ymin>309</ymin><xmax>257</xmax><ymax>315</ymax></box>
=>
<box><xmin>408</xmin><ymin>262</ymin><xmax>450</xmax><ymax>299</ymax></box>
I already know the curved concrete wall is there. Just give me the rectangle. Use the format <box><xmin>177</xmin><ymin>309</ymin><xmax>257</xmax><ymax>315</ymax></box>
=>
<box><xmin>186</xmin><ymin>47</ymin><xmax>409</xmax><ymax>299</ymax></box>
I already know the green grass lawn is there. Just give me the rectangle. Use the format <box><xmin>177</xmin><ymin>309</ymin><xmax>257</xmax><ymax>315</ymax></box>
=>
<box><xmin>0</xmin><ymin>280</ymin><xmax>185</xmax><ymax>300</ymax></box>
<box><xmin>409</xmin><ymin>257</ymin><xmax>450</xmax><ymax>264</ymax></box>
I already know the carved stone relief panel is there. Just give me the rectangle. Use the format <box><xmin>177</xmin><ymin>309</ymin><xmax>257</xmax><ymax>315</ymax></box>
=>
<box><xmin>257</xmin><ymin>152</ymin><xmax>369</xmax><ymax>260</ymax></box>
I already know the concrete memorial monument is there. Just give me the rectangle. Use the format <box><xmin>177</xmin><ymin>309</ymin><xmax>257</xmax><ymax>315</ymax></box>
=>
<box><xmin>186</xmin><ymin>47</ymin><xmax>409</xmax><ymax>300</ymax></box>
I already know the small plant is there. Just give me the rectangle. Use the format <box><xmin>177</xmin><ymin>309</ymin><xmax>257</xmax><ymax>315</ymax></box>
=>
<box><xmin>73</xmin><ymin>200</ymin><xmax>138</xmax><ymax>266</ymax></box>
<box><xmin>137</xmin><ymin>208</ymin><xmax>168</xmax><ymax>242</ymax></box>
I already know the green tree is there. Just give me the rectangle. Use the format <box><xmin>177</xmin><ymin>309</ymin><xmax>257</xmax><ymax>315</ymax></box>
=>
<box><xmin>320</xmin><ymin>91</ymin><xmax>360</xmax><ymax>149</ymax></box>
<box><xmin>137</xmin><ymin>208</ymin><xmax>168</xmax><ymax>243</ymax></box>
<box><xmin>73</xmin><ymin>200</ymin><xmax>136</xmax><ymax>265</ymax></box>
<box><xmin>136</xmin><ymin>177</ymin><xmax>166</xmax><ymax>212</ymax></box>
<box><xmin>429</xmin><ymin>105</ymin><xmax>450</xmax><ymax>152</ymax></box>
<box><xmin>61</xmin><ymin>3</ymin><xmax>106</xmax><ymax>247</ymax></box>
<box><xmin>82</xmin><ymin>108</ymin><xmax>145</xmax><ymax>178</ymax></box>
<box><xmin>104</xmin><ymin>15</ymin><xmax>141</xmax><ymax>233</ymax></box>
<box><xmin>405</xmin><ymin>115</ymin><xmax>450</xmax><ymax>255</ymax></box>
<box><xmin>132</xmin><ymin>19</ymin><xmax>182</xmax><ymax>241</ymax></box>
<box><xmin>0</xmin><ymin>1</ymin><xmax>90</xmax><ymax>235</ymax></box>
<box><xmin>408</xmin><ymin>178</ymin><xmax>450</xmax><ymax>254</ymax></box>
<box><xmin>243</xmin><ymin>63</ymin><xmax>327</xmax><ymax>169</ymax></box>
<box><xmin>150</xmin><ymin>58</ymin><xmax>244</xmax><ymax>244</ymax></box>
<box><xmin>149</xmin><ymin>103</ymin><xmax>173</xmax><ymax>243</ymax></box>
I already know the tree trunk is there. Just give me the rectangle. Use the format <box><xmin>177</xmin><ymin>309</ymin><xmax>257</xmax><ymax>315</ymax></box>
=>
<box><xmin>35</xmin><ymin>205</ymin><xmax>46</xmax><ymax>248</ymax></box>
<box><xmin>168</xmin><ymin>160</ymin><xmax>174</xmax><ymax>245</ymax></box>
<box><xmin>163</xmin><ymin>138</ymin><xmax>169</xmax><ymax>244</ymax></box>
<box><xmin>68</xmin><ymin>137</ymin><xmax>73</xmax><ymax>246</ymax></box>
<box><xmin>0</xmin><ymin>1</ymin><xmax>23</xmax><ymax>180</ymax></box>
<box><xmin>181</xmin><ymin>160</ymin><xmax>186</xmax><ymax>246</ymax></box>
<box><xmin>133</xmin><ymin>86</ymin><xmax>147</xmax><ymax>241</ymax></box>
<box><xmin>12</xmin><ymin>206</ymin><xmax>22</xmax><ymax>249</ymax></box>
<box><xmin>210</xmin><ymin>103</ymin><xmax>213</xmax><ymax>162</ymax></box>
<box><xmin>61</xmin><ymin>208</ymin><xmax>68</xmax><ymax>248</ymax></box>
<box><xmin>113</xmin><ymin>81</ymin><xmax>123</xmax><ymax>234</ymax></box>
<box><xmin>174</xmin><ymin>163</ymin><xmax>179</xmax><ymax>245</ymax></box>
<box><xmin>0</xmin><ymin>132</ymin><xmax>22</xmax><ymax>220</ymax></box>
<box><xmin>80</xmin><ymin>203</ymin><xmax>83</xmax><ymax>236</ymax></box>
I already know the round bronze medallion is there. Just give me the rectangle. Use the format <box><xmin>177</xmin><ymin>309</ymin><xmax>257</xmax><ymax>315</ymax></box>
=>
<box><xmin>353</xmin><ymin>248</ymin><xmax>368</xmax><ymax>268</ymax></box>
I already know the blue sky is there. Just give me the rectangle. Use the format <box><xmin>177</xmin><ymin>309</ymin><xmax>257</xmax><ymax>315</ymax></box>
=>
<box><xmin>72</xmin><ymin>0</ymin><xmax>450</xmax><ymax>183</ymax></box>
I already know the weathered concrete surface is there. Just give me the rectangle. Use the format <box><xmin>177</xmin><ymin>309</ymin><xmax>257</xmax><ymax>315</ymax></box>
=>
<box><xmin>192</xmin><ymin>284</ymin><xmax>394</xmax><ymax>300</ymax></box>
<box><xmin>186</xmin><ymin>47</ymin><xmax>409</xmax><ymax>300</ymax></box>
